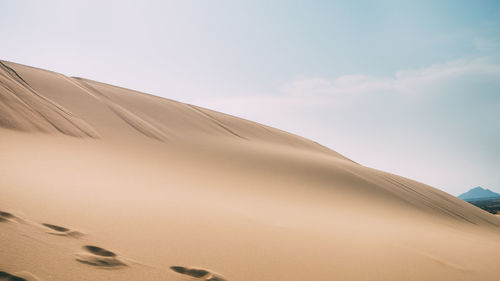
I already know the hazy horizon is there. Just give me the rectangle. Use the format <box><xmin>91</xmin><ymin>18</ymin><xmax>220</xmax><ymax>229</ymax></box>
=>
<box><xmin>2</xmin><ymin>0</ymin><xmax>499</xmax><ymax>195</ymax></box>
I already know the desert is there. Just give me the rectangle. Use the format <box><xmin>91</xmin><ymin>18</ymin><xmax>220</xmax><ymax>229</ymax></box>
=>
<box><xmin>1</xmin><ymin>60</ymin><xmax>500</xmax><ymax>281</ymax></box>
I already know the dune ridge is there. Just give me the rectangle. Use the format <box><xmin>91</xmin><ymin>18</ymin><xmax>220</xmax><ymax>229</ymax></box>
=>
<box><xmin>0</xmin><ymin>61</ymin><xmax>97</xmax><ymax>137</ymax></box>
<box><xmin>1</xmin><ymin>60</ymin><xmax>500</xmax><ymax>281</ymax></box>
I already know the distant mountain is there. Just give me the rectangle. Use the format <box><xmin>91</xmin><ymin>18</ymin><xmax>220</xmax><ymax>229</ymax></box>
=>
<box><xmin>458</xmin><ymin>187</ymin><xmax>500</xmax><ymax>201</ymax></box>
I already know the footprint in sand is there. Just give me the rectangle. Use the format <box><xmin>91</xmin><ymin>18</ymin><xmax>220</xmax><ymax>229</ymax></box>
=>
<box><xmin>170</xmin><ymin>266</ymin><xmax>227</xmax><ymax>281</ymax></box>
<box><xmin>75</xmin><ymin>245</ymin><xmax>126</xmax><ymax>268</ymax></box>
<box><xmin>0</xmin><ymin>271</ymin><xmax>24</xmax><ymax>281</ymax></box>
<box><xmin>0</xmin><ymin>271</ymin><xmax>41</xmax><ymax>281</ymax></box>
<box><xmin>41</xmin><ymin>223</ymin><xmax>83</xmax><ymax>237</ymax></box>
<box><xmin>0</xmin><ymin>211</ymin><xmax>21</xmax><ymax>223</ymax></box>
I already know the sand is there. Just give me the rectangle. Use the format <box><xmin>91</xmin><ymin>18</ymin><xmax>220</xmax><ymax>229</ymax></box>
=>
<box><xmin>1</xmin><ymin>60</ymin><xmax>499</xmax><ymax>281</ymax></box>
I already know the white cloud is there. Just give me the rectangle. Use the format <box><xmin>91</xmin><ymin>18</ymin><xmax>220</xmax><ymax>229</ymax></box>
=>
<box><xmin>279</xmin><ymin>58</ymin><xmax>500</xmax><ymax>101</ymax></box>
<box><xmin>202</xmin><ymin>58</ymin><xmax>500</xmax><ymax>118</ymax></box>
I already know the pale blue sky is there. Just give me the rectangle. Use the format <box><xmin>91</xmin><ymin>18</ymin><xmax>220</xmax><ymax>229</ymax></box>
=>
<box><xmin>1</xmin><ymin>0</ymin><xmax>499</xmax><ymax>195</ymax></box>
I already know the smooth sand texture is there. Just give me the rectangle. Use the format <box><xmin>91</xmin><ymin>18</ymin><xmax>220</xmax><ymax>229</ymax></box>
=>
<box><xmin>1</xmin><ymin>60</ymin><xmax>499</xmax><ymax>281</ymax></box>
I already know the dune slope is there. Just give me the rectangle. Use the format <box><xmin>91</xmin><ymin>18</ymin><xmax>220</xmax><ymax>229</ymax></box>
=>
<box><xmin>1</xmin><ymin>60</ymin><xmax>499</xmax><ymax>281</ymax></box>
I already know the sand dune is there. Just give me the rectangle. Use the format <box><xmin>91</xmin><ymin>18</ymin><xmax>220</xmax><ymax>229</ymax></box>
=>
<box><xmin>1</xmin><ymin>60</ymin><xmax>499</xmax><ymax>281</ymax></box>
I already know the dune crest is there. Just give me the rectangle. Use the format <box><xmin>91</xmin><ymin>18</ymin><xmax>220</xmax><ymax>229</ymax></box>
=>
<box><xmin>0</xmin><ymin>61</ymin><xmax>97</xmax><ymax>137</ymax></box>
<box><xmin>71</xmin><ymin>77</ymin><xmax>169</xmax><ymax>142</ymax></box>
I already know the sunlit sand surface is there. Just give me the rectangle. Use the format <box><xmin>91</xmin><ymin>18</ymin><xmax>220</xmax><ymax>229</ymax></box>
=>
<box><xmin>1</xmin><ymin>60</ymin><xmax>500</xmax><ymax>281</ymax></box>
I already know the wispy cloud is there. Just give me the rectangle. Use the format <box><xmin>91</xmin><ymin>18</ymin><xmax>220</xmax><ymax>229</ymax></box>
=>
<box><xmin>280</xmin><ymin>58</ymin><xmax>500</xmax><ymax>101</ymax></box>
<box><xmin>201</xmin><ymin>57</ymin><xmax>500</xmax><ymax>124</ymax></box>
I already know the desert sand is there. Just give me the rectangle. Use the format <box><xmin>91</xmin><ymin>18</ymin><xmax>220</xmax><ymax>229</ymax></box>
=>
<box><xmin>1</xmin><ymin>60</ymin><xmax>499</xmax><ymax>281</ymax></box>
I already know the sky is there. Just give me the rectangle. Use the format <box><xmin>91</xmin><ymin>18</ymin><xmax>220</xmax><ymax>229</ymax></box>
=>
<box><xmin>1</xmin><ymin>0</ymin><xmax>499</xmax><ymax>195</ymax></box>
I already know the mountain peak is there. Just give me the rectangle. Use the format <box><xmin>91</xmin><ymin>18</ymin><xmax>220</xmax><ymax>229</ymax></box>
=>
<box><xmin>458</xmin><ymin>187</ymin><xmax>500</xmax><ymax>201</ymax></box>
